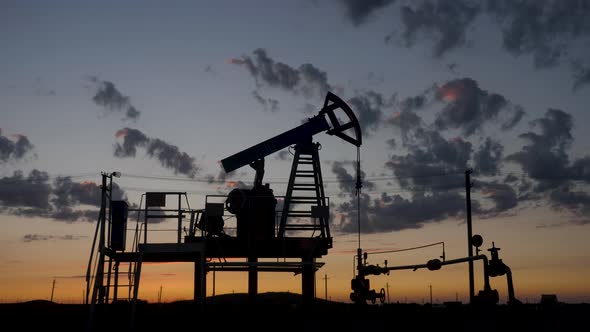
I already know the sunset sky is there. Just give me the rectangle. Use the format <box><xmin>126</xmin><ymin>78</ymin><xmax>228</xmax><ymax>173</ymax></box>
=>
<box><xmin>1</xmin><ymin>0</ymin><xmax>590</xmax><ymax>305</ymax></box>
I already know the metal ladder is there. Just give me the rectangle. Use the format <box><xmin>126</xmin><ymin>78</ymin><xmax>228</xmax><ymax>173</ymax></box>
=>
<box><xmin>278</xmin><ymin>141</ymin><xmax>330</xmax><ymax>239</ymax></box>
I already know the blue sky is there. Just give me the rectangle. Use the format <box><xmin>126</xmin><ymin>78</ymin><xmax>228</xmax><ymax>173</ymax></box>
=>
<box><xmin>1</xmin><ymin>0</ymin><xmax>590</xmax><ymax>303</ymax></box>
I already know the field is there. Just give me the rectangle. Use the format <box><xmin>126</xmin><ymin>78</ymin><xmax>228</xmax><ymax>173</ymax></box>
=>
<box><xmin>0</xmin><ymin>293</ymin><xmax>586</xmax><ymax>331</ymax></box>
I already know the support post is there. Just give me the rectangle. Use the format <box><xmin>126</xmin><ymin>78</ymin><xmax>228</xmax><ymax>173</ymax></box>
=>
<box><xmin>465</xmin><ymin>169</ymin><xmax>474</xmax><ymax>304</ymax></box>
<box><xmin>194</xmin><ymin>254</ymin><xmax>205</xmax><ymax>312</ymax></box>
<box><xmin>248</xmin><ymin>256</ymin><xmax>258</xmax><ymax>306</ymax></box>
<box><xmin>302</xmin><ymin>257</ymin><xmax>315</xmax><ymax>307</ymax></box>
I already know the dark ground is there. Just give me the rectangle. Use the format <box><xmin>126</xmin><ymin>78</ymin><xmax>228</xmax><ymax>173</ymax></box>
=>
<box><xmin>1</xmin><ymin>293</ymin><xmax>587</xmax><ymax>331</ymax></box>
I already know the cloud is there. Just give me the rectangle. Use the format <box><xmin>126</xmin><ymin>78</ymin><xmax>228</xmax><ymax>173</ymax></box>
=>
<box><xmin>506</xmin><ymin>109</ymin><xmax>590</xmax><ymax>221</ymax></box>
<box><xmin>399</xmin><ymin>0</ymin><xmax>482</xmax><ymax>57</ymax></box>
<box><xmin>347</xmin><ymin>91</ymin><xmax>387</xmax><ymax>134</ymax></box>
<box><xmin>331</xmin><ymin>161</ymin><xmax>375</xmax><ymax>197</ymax></box>
<box><xmin>89</xmin><ymin>76</ymin><xmax>141</xmax><ymax>121</ymax></box>
<box><xmin>229</xmin><ymin>48</ymin><xmax>332</xmax><ymax>99</ymax></box>
<box><xmin>434</xmin><ymin>78</ymin><xmax>521</xmax><ymax>136</ymax></box>
<box><xmin>386</xmin><ymin>128</ymin><xmax>471</xmax><ymax>190</ymax></box>
<box><xmin>114</xmin><ymin>128</ymin><xmax>200</xmax><ymax>177</ymax></box>
<box><xmin>252</xmin><ymin>90</ymin><xmax>280</xmax><ymax>112</ymax></box>
<box><xmin>335</xmin><ymin>191</ymin><xmax>468</xmax><ymax>233</ymax></box>
<box><xmin>473</xmin><ymin>138</ymin><xmax>504</xmax><ymax>176</ymax></box>
<box><xmin>386</xmin><ymin>109</ymin><xmax>422</xmax><ymax>145</ymax></box>
<box><xmin>506</xmin><ymin>108</ymin><xmax>572</xmax><ymax>182</ymax></box>
<box><xmin>475</xmin><ymin>180</ymin><xmax>518</xmax><ymax>216</ymax></box>
<box><xmin>0</xmin><ymin>170</ymin><xmax>52</xmax><ymax>209</ymax></box>
<box><xmin>338</xmin><ymin>0</ymin><xmax>396</xmax><ymax>26</ymax></box>
<box><xmin>22</xmin><ymin>234</ymin><xmax>86</xmax><ymax>242</ymax></box>
<box><xmin>0</xmin><ymin>130</ymin><xmax>35</xmax><ymax>162</ymax></box>
<box><xmin>0</xmin><ymin>170</ymin><xmax>129</xmax><ymax>222</ymax></box>
<box><xmin>487</xmin><ymin>0</ymin><xmax>590</xmax><ymax>69</ymax></box>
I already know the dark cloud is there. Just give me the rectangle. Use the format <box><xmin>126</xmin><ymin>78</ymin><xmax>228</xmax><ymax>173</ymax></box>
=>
<box><xmin>0</xmin><ymin>170</ymin><xmax>129</xmax><ymax>222</ymax></box>
<box><xmin>473</xmin><ymin>138</ymin><xmax>503</xmax><ymax>176</ymax></box>
<box><xmin>475</xmin><ymin>180</ymin><xmax>518</xmax><ymax>216</ymax></box>
<box><xmin>487</xmin><ymin>0</ymin><xmax>590</xmax><ymax>69</ymax></box>
<box><xmin>0</xmin><ymin>170</ymin><xmax>51</xmax><ymax>209</ymax></box>
<box><xmin>386</xmin><ymin>109</ymin><xmax>422</xmax><ymax>145</ymax></box>
<box><xmin>114</xmin><ymin>128</ymin><xmax>200</xmax><ymax>178</ymax></box>
<box><xmin>331</xmin><ymin>161</ymin><xmax>376</xmax><ymax>196</ymax></box>
<box><xmin>506</xmin><ymin>108</ymin><xmax>572</xmax><ymax>182</ymax></box>
<box><xmin>0</xmin><ymin>130</ymin><xmax>35</xmax><ymax>162</ymax></box>
<box><xmin>339</xmin><ymin>0</ymin><xmax>395</xmax><ymax>26</ymax></box>
<box><xmin>114</xmin><ymin>128</ymin><xmax>149</xmax><ymax>157</ymax></box>
<box><xmin>89</xmin><ymin>76</ymin><xmax>141</xmax><ymax>121</ymax></box>
<box><xmin>399</xmin><ymin>0</ymin><xmax>482</xmax><ymax>57</ymax></box>
<box><xmin>229</xmin><ymin>48</ymin><xmax>332</xmax><ymax>99</ymax></box>
<box><xmin>252</xmin><ymin>90</ymin><xmax>280</xmax><ymax>112</ymax></box>
<box><xmin>335</xmin><ymin>191</ymin><xmax>467</xmax><ymax>233</ymax></box>
<box><xmin>549</xmin><ymin>187</ymin><xmax>590</xmax><ymax>222</ymax></box>
<box><xmin>501</xmin><ymin>105</ymin><xmax>526</xmax><ymax>131</ymax></box>
<box><xmin>347</xmin><ymin>91</ymin><xmax>386</xmax><ymax>135</ymax></box>
<box><xmin>434</xmin><ymin>78</ymin><xmax>515</xmax><ymax>136</ymax></box>
<box><xmin>506</xmin><ymin>109</ymin><xmax>590</xmax><ymax>221</ymax></box>
<box><xmin>398</xmin><ymin>94</ymin><xmax>427</xmax><ymax>113</ymax></box>
<box><xmin>386</xmin><ymin>128</ymin><xmax>471</xmax><ymax>190</ymax></box>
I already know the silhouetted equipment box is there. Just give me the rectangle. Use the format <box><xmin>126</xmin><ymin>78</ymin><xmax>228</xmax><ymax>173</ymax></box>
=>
<box><xmin>146</xmin><ymin>192</ymin><xmax>166</xmax><ymax>207</ymax></box>
<box><xmin>111</xmin><ymin>200</ymin><xmax>128</xmax><ymax>251</ymax></box>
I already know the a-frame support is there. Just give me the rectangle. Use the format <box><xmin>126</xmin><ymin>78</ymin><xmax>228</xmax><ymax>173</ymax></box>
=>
<box><xmin>278</xmin><ymin>139</ymin><xmax>330</xmax><ymax>242</ymax></box>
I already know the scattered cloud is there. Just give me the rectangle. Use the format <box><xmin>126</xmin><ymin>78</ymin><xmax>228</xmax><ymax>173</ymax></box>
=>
<box><xmin>338</xmin><ymin>0</ymin><xmax>396</xmax><ymax>26</ymax></box>
<box><xmin>347</xmin><ymin>91</ymin><xmax>387</xmax><ymax>135</ymax></box>
<box><xmin>398</xmin><ymin>0</ymin><xmax>481</xmax><ymax>57</ymax></box>
<box><xmin>434</xmin><ymin>78</ymin><xmax>520</xmax><ymax>136</ymax></box>
<box><xmin>229</xmin><ymin>48</ymin><xmax>332</xmax><ymax>100</ymax></box>
<box><xmin>0</xmin><ymin>170</ymin><xmax>129</xmax><ymax>222</ymax></box>
<box><xmin>252</xmin><ymin>90</ymin><xmax>280</xmax><ymax>112</ymax></box>
<box><xmin>88</xmin><ymin>76</ymin><xmax>141</xmax><ymax>121</ymax></box>
<box><xmin>114</xmin><ymin>128</ymin><xmax>200</xmax><ymax>178</ymax></box>
<box><xmin>0</xmin><ymin>130</ymin><xmax>35</xmax><ymax>163</ymax></box>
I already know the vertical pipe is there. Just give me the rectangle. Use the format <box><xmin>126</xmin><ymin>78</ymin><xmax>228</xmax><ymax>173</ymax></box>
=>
<box><xmin>178</xmin><ymin>194</ymin><xmax>182</xmax><ymax>244</ymax></box>
<box><xmin>465</xmin><ymin>169</ymin><xmax>474</xmax><ymax>304</ymax></box>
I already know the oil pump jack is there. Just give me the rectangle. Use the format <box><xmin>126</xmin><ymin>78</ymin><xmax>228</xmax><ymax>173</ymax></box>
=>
<box><xmin>186</xmin><ymin>91</ymin><xmax>362</xmax><ymax>305</ymax></box>
<box><xmin>219</xmin><ymin>91</ymin><xmax>361</xmax><ymax>244</ymax></box>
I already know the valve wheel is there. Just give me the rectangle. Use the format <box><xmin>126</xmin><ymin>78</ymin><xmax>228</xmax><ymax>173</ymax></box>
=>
<box><xmin>379</xmin><ymin>288</ymin><xmax>386</xmax><ymax>304</ymax></box>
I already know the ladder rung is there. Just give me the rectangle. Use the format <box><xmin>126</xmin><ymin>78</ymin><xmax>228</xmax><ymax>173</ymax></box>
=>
<box><xmin>292</xmin><ymin>188</ymin><xmax>318</xmax><ymax>191</ymax></box>
<box><xmin>284</xmin><ymin>225</ymin><xmax>321</xmax><ymax>230</ymax></box>
<box><xmin>290</xmin><ymin>199</ymin><xmax>318</xmax><ymax>204</ymax></box>
<box><xmin>296</xmin><ymin>170</ymin><xmax>315</xmax><ymax>173</ymax></box>
<box><xmin>294</xmin><ymin>174</ymin><xmax>315</xmax><ymax>178</ymax></box>
<box><xmin>287</xmin><ymin>213</ymin><xmax>312</xmax><ymax>217</ymax></box>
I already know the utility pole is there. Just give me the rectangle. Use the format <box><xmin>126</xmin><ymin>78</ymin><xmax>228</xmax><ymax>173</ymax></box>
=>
<box><xmin>50</xmin><ymin>279</ymin><xmax>56</xmax><ymax>302</ymax></box>
<box><xmin>465</xmin><ymin>169</ymin><xmax>475</xmax><ymax>304</ymax></box>
<box><xmin>158</xmin><ymin>285</ymin><xmax>162</xmax><ymax>303</ymax></box>
<box><xmin>386</xmin><ymin>282</ymin><xmax>390</xmax><ymax>304</ymax></box>
<box><xmin>429</xmin><ymin>284</ymin><xmax>433</xmax><ymax>305</ymax></box>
